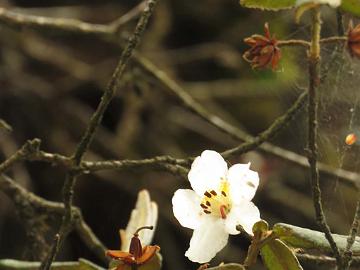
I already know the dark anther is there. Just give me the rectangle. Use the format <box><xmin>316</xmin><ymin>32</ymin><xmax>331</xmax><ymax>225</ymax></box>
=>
<box><xmin>246</xmin><ymin>181</ymin><xmax>255</xmax><ymax>188</ymax></box>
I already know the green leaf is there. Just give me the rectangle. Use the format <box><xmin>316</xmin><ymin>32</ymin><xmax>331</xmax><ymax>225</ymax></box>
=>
<box><xmin>341</xmin><ymin>0</ymin><xmax>360</xmax><ymax>18</ymax></box>
<box><xmin>0</xmin><ymin>258</ymin><xmax>105</xmax><ymax>270</ymax></box>
<box><xmin>207</xmin><ymin>264</ymin><xmax>246</xmax><ymax>270</ymax></box>
<box><xmin>260</xmin><ymin>239</ymin><xmax>303</xmax><ymax>270</ymax></box>
<box><xmin>252</xmin><ymin>220</ymin><xmax>269</xmax><ymax>234</ymax></box>
<box><xmin>273</xmin><ymin>223</ymin><xmax>360</xmax><ymax>253</ymax></box>
<box><xmin>239</xmin><ymin>0</ymin><xmax>296</xmax><ymax>10</ymax></box>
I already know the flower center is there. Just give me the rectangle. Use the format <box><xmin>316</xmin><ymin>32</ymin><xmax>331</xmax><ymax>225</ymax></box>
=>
<box><xmin>200</xmin><ymin>180</ymin><xmax>231</xmax><ymax>219</ymax></box>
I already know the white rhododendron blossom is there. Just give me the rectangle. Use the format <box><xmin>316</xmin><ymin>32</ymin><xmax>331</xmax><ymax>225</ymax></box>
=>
<box><xmin>295</xmin><ymin>0</ymin><xmax>341</xmax><ymax>7</ymax></box>
<box><xmin>172</xmin><ymin>150</ymin><xmax>261</xmax><ymax>263</ymax></box>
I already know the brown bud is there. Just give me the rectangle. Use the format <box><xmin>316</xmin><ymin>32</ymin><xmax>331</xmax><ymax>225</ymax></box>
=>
<box><xmin>348</xmin><ymin>23</ymin><xmax>360</xmax><ymax>58</ymax></box>
<box><xmin>243</xmin><ymin>23</ymin><xmax>281</xmax><ymax>70</ymax></box>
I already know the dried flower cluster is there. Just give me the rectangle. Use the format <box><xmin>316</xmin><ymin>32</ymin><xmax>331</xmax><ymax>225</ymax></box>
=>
<box><xmin>243</xmin><ymin>23</ymin><xmax>281</xmax><ymax>70</ymax></box>
<box><xmin>348</xmin><ymin>23</ymin><xmax>360</xmax><ymax>59</ymax></box>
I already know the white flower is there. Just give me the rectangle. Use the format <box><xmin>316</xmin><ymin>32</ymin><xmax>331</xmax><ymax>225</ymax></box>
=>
<box><xmin>120</xmin><ymin>189</ymin><xmax>158</xmax><ymax>250</ymax></box>
<box><xmin>172</xmin><ymin>150</ymin><xmax>261</xmax><ymax>263</ymax></box>
<box><xmin>295</xmin><ymin>0</ymin><xmax>341</xmax><ymax>7</ymax></box>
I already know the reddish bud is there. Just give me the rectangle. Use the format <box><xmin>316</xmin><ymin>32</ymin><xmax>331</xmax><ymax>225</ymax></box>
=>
<box><xmin>243</xmin><ymin>23</ymin><xmax>281</xmax><ymax>70</ymax></box>
<box><xmin>348</xmin><ymin>23</ymin><xmax>360</xmax><ymax>59</ymax></box>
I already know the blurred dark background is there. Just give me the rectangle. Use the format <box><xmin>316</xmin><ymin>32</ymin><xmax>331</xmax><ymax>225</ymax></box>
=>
<box><xmin>0</xmin><ymin>0</ymin><xmax>360</xmax><ymax>269</ymax></box>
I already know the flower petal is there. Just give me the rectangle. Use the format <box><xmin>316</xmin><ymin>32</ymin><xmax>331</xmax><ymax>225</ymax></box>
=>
<box><xmin>227</xmin><ymin>163</ymin><xmax>259</xmax><ymax>203</ymax></box>
<box><xmin>137</xmin><ymin>245</ymin><xmax>160</xmax><ymax>264</ymax></box>
<box><xmin>121</xmin><ymin>190</ymin><xmax>158</xmax><ymax>250</ymax></box>
<box><xmin>185</xmin><ymin>217</ymin><xmax>229</xmax><ymax>263</ymax></box>
<box><xmin>172</xmin><ymin>189</ymin><xmax>203</xmax><ymax>229</ymax></box>
<box><xmin>106</xmin><ymin>250</ymin><xmax>132</xmax><ymax>259</ymax></box>
<box><xmin>225</xmin><ymin>201</ymin><xmax>261</xmax><ymax>235</ymax></box>
<box><xmin>188</xmin><ymin>150</ymin><xmax>228</xmax><ymax>196</ymax></box>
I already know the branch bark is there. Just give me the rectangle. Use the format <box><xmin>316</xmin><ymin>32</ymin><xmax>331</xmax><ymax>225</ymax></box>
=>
<box><xmin>307</xmin><ymin>7</ymin><xmax>342</xmax><ymax>268</ymax></box>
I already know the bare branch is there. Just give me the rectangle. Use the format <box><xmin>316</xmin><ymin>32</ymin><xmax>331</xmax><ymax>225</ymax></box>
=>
<box><xmin>307</xmin><ymin>8</ymin><xmax>342</xmax><ymax>267</ymax></box>
<box><xmin>0</xmin><ymin>138</ymin><xmax>40</xmax><ymax>174</ymax></box>
<box><xmin>40</xmin><ymin>1</ymin><xmax>160</xmax><ymax>268</ymax></box>
<box><xmin>343</xmin><ymin>194</ymin><xmax>360</xmax><ymax>269</ymax></box>
<box><xmin>0</xmin><ymin>174</ymin><xmax>109</xmax><ymax>264</ymax></box>
<box><xmin>0</xmin><ymin>5</ymin><xmax>358</xmax><ymax>190</ymax></box>
<box><xmin>222</xmin><ymin>91</ymin><xmax>307</xmax><ymax>158</ymax></box>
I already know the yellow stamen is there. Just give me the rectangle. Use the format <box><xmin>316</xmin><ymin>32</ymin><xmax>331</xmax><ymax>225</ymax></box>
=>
<box><xmin>200</xmin><ymin>180</ymin><xmax>231</xmax><ymax>218</ymax></box>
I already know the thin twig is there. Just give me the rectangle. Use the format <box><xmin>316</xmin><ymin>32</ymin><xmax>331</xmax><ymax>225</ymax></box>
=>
<box><xmin>278</xmin><ymin>39</ymin><xmax>310</xmax><ymax>47</ymax></box>
<box><xmin>297</xmin><ymin>253</ymin><xmax>360</xmax><ymax>267</ymax></box>
<box><xmin>0</xmin><ymin>174</ymin><xmax>109</xmax><ymax>264</ymax></box>
<box><xmin>0</xmin><ymin>7</ymin><xmax>111</xmax><ymax>35</ymax></box>
<box><xmin>0</xmin><ymin>2</ymin><xmax>145</xmax><ymax>37</ymax></box>
<box><xmin>222</xmin><ymin>91</ymin><xmax>308</xmax><ymax>158</ymax></box>
<box><xmin>109</xmin><ymin>1</ymin><xmax>147</xmax><ymax>33</ymax></box>
<box><xmin>0</xmin><ymin>7</ymin><xmax>358</xmax><ymax>188</ymax></box>
<box><xmin>75</xmin><ymin>215</ymin><xmax>110</xmax><ymax>263</ymax></box>
<box><xmin>135</xmin><ymin>53</ymin><xmax>360</xmax><ymax>189</ymax></box>
<box><xmin>0</xmin><ymin>138</ymin><xmax>40</xmax><ymax>173</ymax></box>
<box><xmin>0</xmin><ymin>118</ymin><xmax>12</xmax><ymax>132</ymax></box>
<box><xmin>81</xmin><ymin>157</ymin><xmax>188</xmax><ymax>176</ymax></box>
<box><xmin>337</xmin><ymin>12</ymin><xmax>359</xmax><ymax>268</ymax></box>
<box><xmin>1</xmin><ymin>137</ymin><xmax>359</xmax><ymax>190</ymax></box>
<box><xmin>336</xmin><ymin>10</ymin><xmax>345</xmax><ymax>37</ymax></box>
<box><xmin>320</xmin><ymin>36</ymin><xmax>347</xmax><ymax>44</ymax></box>
<box><xmin>307</xmin><ymin>7</ymin><xmax>342</xmax><ymax>268</ymax></box>
<box><xmin>40</xmin><ymin>1</ymin><xmax>159</xmax><ymax>268</ymax></box>
<box><xmin>44</xmin><ymin>234</ymin><xmax>60</xmax><ymax>268</ymax></box>
<box><xmin>343</xmin><ymin>195</ymin><xmax>360</xmax><ymax>269</ymax></box>
<box><xmin>13</xmin><ymin>147</ymin><xmax>360</xmax><ymax>189</ymax></box>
